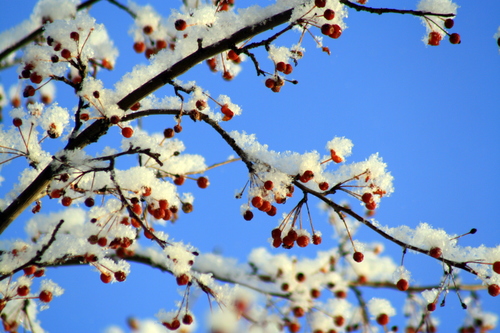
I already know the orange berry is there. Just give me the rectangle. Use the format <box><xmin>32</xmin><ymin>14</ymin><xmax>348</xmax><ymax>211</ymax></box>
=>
<box><xmin>39</xmin><ymin>290</ymin><xmax>53</xmax><ymax>303</ymax></box>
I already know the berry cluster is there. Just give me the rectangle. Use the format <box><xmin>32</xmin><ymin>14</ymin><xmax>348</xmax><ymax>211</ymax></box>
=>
<box><xmin>427</xmin><ymin>18</ymin><xmax>461</xmax><ymax>46</ymax></box>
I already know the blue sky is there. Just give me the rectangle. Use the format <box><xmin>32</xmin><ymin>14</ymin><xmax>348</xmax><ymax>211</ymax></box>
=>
<box><xmin>1</xmin><ymin>0</ymin><xmax>499</xmax><ymax>332</ymax></box>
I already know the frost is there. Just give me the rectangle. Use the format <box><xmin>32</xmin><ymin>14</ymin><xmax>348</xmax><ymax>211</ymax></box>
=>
<box><xmin>367</xmin><ymin>298</ymin><xmax>396</xmax><ymax>317</ymax></box>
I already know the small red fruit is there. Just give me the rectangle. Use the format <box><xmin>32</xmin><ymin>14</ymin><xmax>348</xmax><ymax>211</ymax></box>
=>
<box><xmin>133</xmin><ymin>41</ymin><xmax>146</xmax><ymax>53</ymax></box>
<box><xmin>122</xmin><ymin>127</ymin><xmax>134</xmax><ymax>138</ymax></box>
<box><xmin>182</xmin><ymin>314</ymin><xmax>194</xmax><ymax>325</ymax></box>
<box><xmin>444</xmin><ymin>18</ymin><xmax>454</xmax><ymax>29</ymax></box>
<box><xmin>130</xmin><ymin>102</ymin><xmax>141</xmax><ymax>111</ymax></box>
<box><xmin>315</xmin><ymin>0</ymin><xmax>327</xmax><ymax>8</ymax></box>
<box><xmin>174</xmin><ymin>175</ymin><xmax>185</xmax><ymax>185</ymax></box>
<box><xmin>365</xmin><ymin>201</ymin><xmax>377</xmax><ymax>211</ymax></box>
<box><xmin>267</xmin><ymin>205</ymin><xmax>277</xmax><ymax>216</ymax></box>
<box><xmin>243</xmin><ymin>210</ymin><xmax>254</xmax><ymax>221</ymax></box>
<box><xmin>23</xmin><ymin>85</ymin><xmax>36</xmax><ymax>98</ymax></box>
<box><xmin>143</xmin><ymin>25</ymin><xmax>153</xmax><ymax>34</ymax></box>
<box><xmin>265</xmin><ymin>78</ymin><xmax>275</xmax><ymax>89</ymax></box>
<box><xmin>97</xmin><ymin>237</ymin><xmax>107</xmax><ymax>247</ymax></box>
<box><xmin>427</xmin><ymin>302</ymin><xmax>436</xmax><ymax>311</ymax></box>
<box><xmin>84</xmin><ymin>197</ymin><xmax>94</xmax><ymax>207</ymax></box>
<box><xmin>80</xmin><ymin>113</ymin><xmax>89</xmax><ymax>121</ymax></box>
<box><xmin>61</xmin><ymin>196</ymin><xmax>72</xmax><ymax>207</ymax></box>
<box><xmin>100</xmin><ymin>272</ymin><xmax>112</xmax><ymax>283</ymax></box>
<box><xmin>334</xmin><ymin>315</ymin><xmax>345</xmax><ymax>326</ymax></box>
<box><xmin>492</xmin><ymin>261</ymin><xmax>500</xmax><ymax>274</ymax></box>
<box><xmin>197</xmin><ymin>176</ymin><xmax>209</xmax><ymax>188</ymax></box>
<box><xmin>429</xmin><ymin>247</ymin><xmax>442</xmax><ymax>259</ymax></box>
<box><xmin>318</xmin><ymin>182</ymin><xmax>329</xmax><ymax>191</ymax></box>
<box><xmin>34</xmin><ymin>268</ymin><xmax>45</xmax><ymax>278</ymax></box>
<box><xmin>396</xmin><ymin>278</ymin><xmax>409</xmax><ymax>291</ymax></box>
<box><xmin>263</xmin><ymin>180</ymin><xmax>274</xmax><ymax>190</ymax></box>
<box><xmin>109</xmin><ymin>115</ymin><xmax>120</xmax><ymax>124</ymax></box>
<box><xmin>61</xmin><ymin>49</ymin><xmax>71</xmax><ymax>59</ymax></box>
<box><xmin>428</xmin><ymin>31</ymin><xmax>442</xmax><ymax>46</ymax></box>
<box><xmin>173</xmin><ymin>124</ymin><xmax>182</xmax><ymax>133</ymax></box>
<box><xmin>175</xmin><ymin>19</ymin><xmax>187</xmax><ymax>31</ymax></box>
<box><xmin>17</xmin><ymin>285</ymin><xmax>30</xmax><ymax>296</ymax></box>
<box><xmin>297</xmin><ymin>235</ymin><xmax>310</xmax><ymax>247</ymax></box>
<box><xmin>39</xmin><ymin>290</ymin><xmax>53</xmax><ymax>303</ymax></box>
<box><xmin>488</xmin><ymin>284</ymin><xmax>500</xmax><ymax>297</ymax></box>
<box><xmin>271</xmin><ymin>228</ymin><xmax>282</xmax><ymax>239</ymax></box>
<box><xmin>251</xmin><ymin>196</ymin><xmax>263</xmax><ymax>208</ymax></box>
<box><xmin>114</xmin><ymin>271</ymin><xmax>126</xmax><ymax>282</ymax></box>
<box><xmin>144</xmin><ymin>227</ymin><xmax>155</xmax><ymax>239</ymax></box>
<box><xmin>330</xmin><ymin>24</ymin><xmax>342</xmax><ymax>39</ymax></box>
<box><xmin>324</xmin><ymin>9</ymin><xmax>335</xmax><ymax>20</ymax></box>
<box><xmin>132</xmin><ymin>203</ymin><xmax>142</xmax><ymax>215</ymax></box>
<box><xmin>376</xmin><ymin>313</ymin><xmax>389</xmax><ymax>326</ymax></box>
<box><xmin>70</xmin><ymin>31</ymin><xmax>80</xmax><ymax>41</ymax></box>
<box><xmin>196</xmin><ymin>100</ymin><xmax>207</xmax><ymax>110</ymax></box>
<box><xmin>30</xmin><ymin>72</ymin><xmax>43</xmax><ymax>84</ymax></box>
<box><xmin>23</xmin><ymin>266</ymin><xmax>37</xmax><ymax>276</ymax></box>
<box><xmin>361</xmin><ymin>193</ymin><xmax>373</xmax><ymax>203</ymax></box>
<box><xmin>449</xmin><ymin>33</ymin><xmax>461</xmax><ymax>44</ymax></box>
<box><xmin>293</xmin><ymin>306</ymin><xmax>305</xmax><ymax>318</ymax></box>
<box><xmin>164</xmin><ymin>128</ymin><xmax>175</xmax><ymax>138</ymax></box>
<box><xmin>300</xmin><ymin>170</ymin><xmax>314</xmax><ymax>183</ymax></box>
<box><xmin>353</xmin><ymin>251</ymin><xmax>364</xmax><ymax>263</ymax></box>
<box><xmin>227</xmin><ymin>50</ymin><xmax>239</xmax><ymax>61</ymax></box>
<box><xmin>176</xmin><ymin>273</ymin><xmax>190</xmax><ymax>286</ymax></box>
<box><xmin>13</xmin><ymin>117</ymin><xmax>23</xmax><ymax>127</ymax></box>
<box><xmin>312</xmin><ymin>234</ymin><xmax>322</xmax><ymax>245</ymax></box>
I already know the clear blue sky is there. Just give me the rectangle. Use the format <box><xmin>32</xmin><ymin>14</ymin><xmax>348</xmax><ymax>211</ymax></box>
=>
<box><xmin>1</xmin><ymin>0</ymin><xmax>499</xmax><ymax>332</ymax></box>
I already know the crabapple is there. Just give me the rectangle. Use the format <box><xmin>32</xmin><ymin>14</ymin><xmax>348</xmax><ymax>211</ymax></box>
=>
<box><xmin>353</xmin><ymin>251</ymin><xmax>364</xmax><ymax>262</ymax></box>
<box><xmin>324</xmin><ymin>9</ymin><xmax>335</xmax><ymax>20</ymax></box>
<box><xmin>251</xmin><ymin>196</ymin><xmax>263</xmax><ymax>208</ymax></box>
<box><xmin>376</xmin><ymin>314</ymin><xmax>389</xmax><ymax>326</ymax></box>
<box><xmin>122</xmin><ymin>127</ymin><xmax>134</xmax><ymax>138</ymax></box>
<box><xmin>39</xmin><ymin>290</ymin><xmax>53</xmax><ymax>303</ymax></box>
<box><xmin>315</xmin><ymin>0</ymin><xmax>327</xmax><ymax>7</ymax></box>
<box><xmin>444</xmin><ymin>18</ymin><xmax>454</xmax><ymax>29</ymax></box>
<box><xmin>61</xmin><ymin>196</ymin><xmax>72</xmax><ymax>207</ymax></box>
<box><xmin>143</xmin><ymin>25</ymin><xmax>153</xmax><ymax>34</ymax></box>
<box><xmin>176</xmin><ymin>273</ymin><xmax>190</xmax><ymax>286</ymax></box>
<box><xmin>312</xmin><ymin>234</ymin><xmax>322</xmax><ymax>245</ymax></box>
<box><xmin>114</xmin><ymin>271</ymin><xmax>126</xmax><ymax>282</ymax></box>
<box><xmin>197</xmin><ymin>176</ymin><xmax>209</xmax><ymax>188</ymax></box>
<box><xmin>174</xmin><ymin>175</ymin><xmax>185</xmax><ymax>185</ymax></box>
<box><xmin>61</xmin><ymin>49</ymin><xmax>71</xmax><ymax>59</ymax></box>
<box><xmin>100</xmin><ymin>272</ymin><xmax>112</xmax><ymax>283</ymax></box>
<box><xmin>396</xmin><ymin>278</ymin><xmax>409</xmax><ymax>291</ymax></box>
<box><xmin>493</xmin><ymin>261</ymin><xmax>500</xmax><ymax>274</ymax></box>
<box><xmin>429</xmin><ymin>247</ymin><xmax>442</xmax><ymax>258</ymax></box>
<box><xmin>428</xmin><ymin>31</ymin><xmax>441</xmax><ymax>46</ymax></box>
<box><xmin>84</xmin><ymin>197</ymin><xmax>95</xmax><ymax>207</ymax></box>
<box><xmin>13</xmin><ymin>117</ymin><xmax>23</xmax><ymax>127</ymax></box>
<box><xmin>70</xmin><ymin>31</ymin><xmax>79</xmax><ymax>41</ymax></box>
<box><xmin>297</xmin><ymin>235</ymin><xmax>310</xmax><ymax>247</ymax></box>
<box><xmin>175</xmin><ymin>19</ymin><xmax>187</xmax><ymax>31</ymax></box>
<box><xmin>23</xmin><ymin>85</ymin><xmax>36</xmax><ymax>98</ymax></box>
<box><xmin>133</xmin><ymin>41</ymin><xmax>146</xmax><ymax>53</ymax></box>
<box><xmin>182</xmin><ymin>314</ymin><xmax>194</xmax><ymax>325</ymax></box>
<box><xmin>488</xmin><ymin>284</ymin><xmax>499</xmax><ymax>297</ymax></box>
<box><xmin>449</xmin><ymin>33</ymin><xmax>460</xmax><ymax>44</ymax></box>
<box><xmin>17</xmin><ymin>285</ymin><xmax>30</xmax><ymax>296</ymax></box>
<box><xmin>243</xmin><ymin>210</ymin><xmax>254</xmax><ymax>221</ymax></box>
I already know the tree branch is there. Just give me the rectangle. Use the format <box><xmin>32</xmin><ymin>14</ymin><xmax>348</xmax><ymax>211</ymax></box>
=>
<box><xmin>339</xmin><ymin>0</ymin><xmax>455</xmax><ymax>17</ymax></box>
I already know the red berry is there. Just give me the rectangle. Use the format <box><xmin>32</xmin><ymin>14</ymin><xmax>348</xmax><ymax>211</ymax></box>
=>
<box><xmin>122</xmin><ymin>127</ymin><xmax>134</xmax><ymax>138</ymax></box>
<box><xmin>312</xmin><ymin>234</ymin><xmax>322</xmax><ymax>245</ymax></box>
<box><xmin>330</xmin><ymin>24</ymin><xmax>342</xmax><ymax>39</ymax></box>
<box><xmin>361</xmin><ymin>193</ymin><xmax>373</xmax><ymax>203</ymax></box>
<box><xmin>427</xmin><ymin>302</ymin><xmax>436</xmax><ymax>311</ymax></box>
<box><xmin>23</xmin><ymin>266</ymin><xmax>37</xmax><ymax>276</ymax></box>
<box><xmin>266</xmin><ymin>205</ymin><xmax>277</xmax><ymax>216</ymax></box>
<box><xmin>429</xmin><ymin>247</ymin><xmax>442</xmax><ymax>258</ymax></box>
<box><xmin>109</xmin><ymin>115</ymin><xmax>120</xmax><ymax>124</ymax></box>
<box><xmin>227</xmin><ymin>50</ymin><xmax>239</xmax><ymax>61</ymax></box>
<box><xmin>182</xmin><ymin>202</ymin><xmax>193</xmax><ymax>213</ymax></box>
<box><xmin>396</xmin><ymin>278</ymin><xmax>409</xmax><ymax>291</ymax></box>
<box><xmin>80</xmin><ymin>113</ymin><xmax>89</xmax><ymax>121</ymax></box>
<box><xmin>272</xmin><ymin>238</ymin><xmax>282</xmax><ymax>248</ymax></box>
<box><xmin>39</xmin><ymin>290</ymin><xmax>53</xmax><ymax>303</ymax></box>
<box><xmin>61</xmin><ymin>49</ymin><xmax>71</xmax><ymax>59</ymax></box>
<box><xmin>271</xmin><ymin>228</ymin><xmax>282</xmax><ymax>239</ymax></box>
<box><xmin>93</xmin><ymin>90</ymin><xmax>100</xmax><ymax>99</ymax></box>
<box><xmin>321</xmin><ymin>24</ymin><xmax>333</xmax><ymax>36</ymax></box>
<box><xmin>114</xmin><ymin>271</ymin><xmax>126</xmax><ymax>282</ymax></box>
<box><xmin>221</xmin><ymin>104</ymin><xmax>234</xmax><ymax>117</ymax></box>
<box><xmin>318</xmin><ymin>182</ymin><xmax>329</xmax><ymax>191</ymax></box>
<box><xmin>144</xmin><ymin>227</ymin><xmax>155</xmax><ymax>239</ymax></box>
<box><xmin>300</xmin><ymin>170</ymin><xmax>314</xmax><ymax>183</ymax></box>
<box><xmin>143</xmin><ymin>25</ymin><xmax>153</xmax><ymax>34</ymax></box>
<box><xmin>365</xmin><ymin>201</ymin><xmax>377</xmax><ymax>210</ymax></box>
<box><xmin>449</xmin><ymin>33</ymin><xmax>461</xmax><ymax>44</ymax></box>
<box><xmin>251</xmin><ymin>196</ymin><xmax>263</xmax><ymax>208</ymax></box>
<box><xmin>263</xmin><ymin>180</ymin><xmax>274</xmax><ymax>190</ymax></box>
<box><xmin>23</xmin><ymin>85</ymin><xmax>36</xmax><ymax>98</ymax></box>
<box><xmin>13</xmin><ymin>117</ymin><xmax>23</xmax><ymax>127</ymax></box>
<box><xmin>259</xmin><ymin>200</ymin><xmax>272</xmax><ymax>212</ymax></box>
<box><xmin>324</xmin><ymin>9</ymin><xmax>335</xmax><ymax>20</ymax></box>
<box><xmin>156</xmin><ymin>40</ymin><xmax>167</xmax><ymax>49</ymax></box>
<box><xmin>158</xmin><ymin>199</ymin><xmax>169</xmax><ymax>210</ymax></box>
<box><xmin>197</xmin><ymin>176</ymin><xmax>209</xmax><ymax>188</ymax></box>
<box><xmin>315</xmin><ymin>0</ymin><xmax>327</xmax><ymax>7</ymax></box>
<box><xmin>488</xmin><ymin>284</ymin><xmax>500</xmax><ymax>297</ymax></box>
<box><xmin>175</xmin><ymin>19</ymin><xmax>187</xmax><ymax>31</ymax></box>
<box><xmin>97</xmin><ymin>237</ymin><xmax>107</xmax><ymax>247</ymax></box>
<box><xmin>88</xmin><ymin>235</ymin><xmax>98</xmax><ymax>245</ymax></box>
<box><xmin>376</xmin><ymin>313</ymin><xmax>389</xmax><ymax>326</ymax></box>
<box><xmin>283</xmin><ymin>64</ymin><xmax>293</xmax><ymax>75</ymax></box>
<box><xmin>243</xmin><ymin>210</ymin><xmax>254</xmax><ymax>221</ymax></box>
<box><xmin>334</xmin><ymin>315</ymin><xmax>345</xmax><ymax>326</ymax></box>
<box><xmin>174</xmin><ymin>175</ymin><xmax>185</xmax><ymax>185</ymax></box>
<box><xmin>30</xmin><ymin>72</ymin><xmax>43</xmax><ymax>84</ymax></box>
<box><xmin>297</xmin><ymin>235</ymin><xmax>310</xmax><ymax>247</ymax></box>
<box><xmin>196</xmin><ymin>100</ymin><xmax>207</xmax><ymax>110</ymax></box>
<box><xmin>130</xmin><ymin>102</ymin><xmax>141</xmax><ymax>111</ymax></box>
<box><xmin>17</xmin><ymin>285</ymin><xmax>30</xmax><ymax>296</ymax></box>
<box><xmin>61</xmin><ymin>196</ymin><xmax>72</xmax><ymax>207</ymax></box>
<box><xmin>493</xmin><ymin>261</ymin><xmax>500</xmax><ymax>274</ymax></box>
<box><xmin>84</xmin><ymin>197</ymin><xmax>94</xmax><ymax>207</ymax></box>
<box><xmin>164</xmin><ymin>128</ymin><xmax>175</xmax><ymax>138</ymax></box>
<box><xmin>182</xmin><ymin>314</ymin><xmax>194</xmax><ymax>325</ymax></box>
<box><xmin>293</xmin><ymin>306</ymin><xmax>305</xmax><ymax>317</ymax></box>
<box><xmin>133</xmin><ymin>41</ymin><xmax>146</xmax><ymax>53</ymax></box>
<box><xmin>70</xmin><ymin>31</ymin><xmax>80</xmax><ymax>41</ymax></box>
<box><xmin>276</xmin><ymin>61</ymin><xmax>286</xmax><ymax>72</ymax></box>
<box><xmin>176</xmin><ymin>273</ymin><xmax>190</xmax><ymax>286</ymax></box>
<box><xmin>265</xmin><ymin>78</ymin><xmax>275</xmax><ymax>89</ymax></box>
<box><xmin>132</xmin><ymin>203</ymin><xmax>142</xmax><ymax>215</ymax></box>
<box><xmin>353</xmin><ymin>251</ymin><xmax>364</xmax><ymax>263</ymax></box>
<box><xmin>100</xmin><ymin>272</ymin><xmax>112</xmax><ymax>283</ymax></box>
<box><xmin>51</xmin><ymin>55</ymin><xmax>59</xmax><ymax>63</ymax></box>
<box><xmin>428</xmin><ymin>31</ymin><xmax>442</xmax><ymax>46</ymax></box>
<box><xmin>444</xmin><ymin>18</ymin><xmax>454</xmax><ymax>29</ymax></box>
<box><xmin>153</xmin><ymin>208</ymin><xmax>165</xmax><ymax>219</ymax></box>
